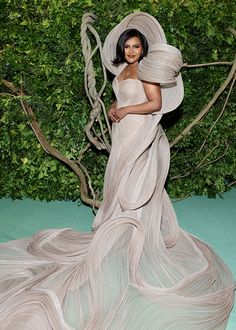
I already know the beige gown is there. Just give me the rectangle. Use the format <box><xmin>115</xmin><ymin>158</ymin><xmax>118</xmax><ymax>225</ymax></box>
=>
<box><xmin>0</xmin><ymin>76</ymin><xmax>235</xmax><ymax>329</ymax></box>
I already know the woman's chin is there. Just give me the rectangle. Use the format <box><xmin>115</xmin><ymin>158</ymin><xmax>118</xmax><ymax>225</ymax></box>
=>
<box><xmin>125</xmin><ymin>58</ymin><xmax>139</xmax><ymax>65</ymax></box>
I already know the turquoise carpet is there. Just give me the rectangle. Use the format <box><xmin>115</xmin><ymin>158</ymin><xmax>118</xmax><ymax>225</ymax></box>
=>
<box><xmin>0</xmin><ymin>189</ymin><xmax>235</xmax><ymax>329</ymax></box>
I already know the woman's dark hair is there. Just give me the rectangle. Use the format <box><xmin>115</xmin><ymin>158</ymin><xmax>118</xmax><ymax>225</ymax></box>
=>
<box><xmin>112</xmin><ymin>29</ymin><xmax>149</xmax><ymax>65</ymax></box>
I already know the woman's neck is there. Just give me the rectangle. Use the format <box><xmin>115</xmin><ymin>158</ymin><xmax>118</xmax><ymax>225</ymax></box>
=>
<box><xmin>127</xmin><ymin>61</ymin><xmax>139</xmax><ymax>69</ymax></box>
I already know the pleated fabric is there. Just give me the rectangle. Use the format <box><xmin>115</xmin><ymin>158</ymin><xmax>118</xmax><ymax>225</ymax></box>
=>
<box><xmin>0</xmin><ymin>77</ymin><xmax>235</xmax><ymax>329</ymax></box>
<box><xmin>101</xmin><ymin>12</ymin><xmax>184</xmax><ymax>114</ymax></box>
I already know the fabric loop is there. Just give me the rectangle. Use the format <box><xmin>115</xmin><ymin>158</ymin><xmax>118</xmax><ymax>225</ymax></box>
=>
<box><xmin>138</xmin><ymin>44</ymin><xmax>183</xmax><ymax>85</ymax></box>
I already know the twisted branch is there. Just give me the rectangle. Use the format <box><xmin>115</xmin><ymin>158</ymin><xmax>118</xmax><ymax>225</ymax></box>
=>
<box><xmin>0</xmin><ymin>92</ymin><xmax>18</xmax><ymax>97</ymax></box>
<box><xmin>1</xmin><ymin>15</ymin><xmax>235</xmax><ymax>205</ymax></box>
<box><xmin>1</xmin><ymin>79</ymin><xmax>101</xmax><ymax>208</ymax></box>
<box><xmin>80</xmin><ymin>13</ymin><xmax>111</xmax><ymax>152</ymax></box>
<box><xmin>170</xmin><ymin>140</ymin><xmax>228</xmax><ymax>180</ymax></box>
<box><xmin>199</xmin><ymin>73</ymin><xmax>236</xmax><ymax>152</ymax></box>
<box><xmin>170</xmin><ymin>53</ymin><xmax>236</xmax><ymax>148</ymax></box>
<box><xmin>183</xmin><ymin>61</ymin><xmax>233</xmax><ymax>68</ymax></box>
<box><xmin>228</xmin><ymin>180</ymin><xmax>236</xmax><ymax>187</ymax></box>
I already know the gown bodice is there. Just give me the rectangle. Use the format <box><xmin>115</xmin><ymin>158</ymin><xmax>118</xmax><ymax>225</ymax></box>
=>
<box><xmin>0</xmin><ymin>70</ymin><xmax>234</xmax><ymax>330</ymax></box>
<box><xmin>112</xmin><ymin>77</ymin><xmax>148</xmax><ymax>108</ymax></box>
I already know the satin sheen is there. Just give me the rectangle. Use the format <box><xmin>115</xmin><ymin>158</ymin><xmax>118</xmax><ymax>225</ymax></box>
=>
<box><xmin>0</xmin><ymin>79</ymin><xmax>235</xmax><ymax>329</ymax></box>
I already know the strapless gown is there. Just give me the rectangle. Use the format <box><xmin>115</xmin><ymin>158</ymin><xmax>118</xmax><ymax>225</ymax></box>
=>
<box><xmin>0</xmin><ymin>78</ymin><xmax>235</xmax><ymax>330</ymax></box>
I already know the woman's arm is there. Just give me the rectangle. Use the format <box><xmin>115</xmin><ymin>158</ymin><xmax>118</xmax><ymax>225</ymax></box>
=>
<box><xmin>114</xmin><ymin>82</ymin><xmax>162</xmax><ymax>122</ymax></box>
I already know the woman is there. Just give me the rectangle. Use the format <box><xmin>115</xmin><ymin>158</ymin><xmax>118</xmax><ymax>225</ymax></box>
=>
<box><xmin>0</xmin><ymin>12</ymin><xmax>234</xmax><ymax>330</ymax></box>
<box><xmin>93</xmin><ymin>13</ymin><xmax>235</xmax><ymax>329</ymax></box>
<box><xmin>108</xmin><ymin>29</ymin><xmax>162</xmax><ymax>123</ymax></box>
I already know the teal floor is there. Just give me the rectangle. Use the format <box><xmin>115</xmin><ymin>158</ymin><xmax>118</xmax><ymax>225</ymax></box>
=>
<box><xmin>0</xmin><ymin>189</ymin><xmax>235</xmax><ymax>329</ymax></box>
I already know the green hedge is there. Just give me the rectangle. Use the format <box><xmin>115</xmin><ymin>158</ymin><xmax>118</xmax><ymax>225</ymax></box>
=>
<box><xmin>0</xmin><ymin>0</ymin><xmax>235</xmax><ymax>201</ymax></box>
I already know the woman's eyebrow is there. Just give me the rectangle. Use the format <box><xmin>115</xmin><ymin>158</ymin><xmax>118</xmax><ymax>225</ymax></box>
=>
<box><xmin>124</xmin><ymin>43</ymin><xmax>141</xmax><ymax>46</ymax></box>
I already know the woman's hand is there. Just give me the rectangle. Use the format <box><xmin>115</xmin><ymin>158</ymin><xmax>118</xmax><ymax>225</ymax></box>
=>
<box><xmin>115</xmin><ymin>107</ymin><xmax>128</xmax><ymax>121</ymax></box>
<box><xmin>108</xmin><ymin>107</ymin><xmax>128</xmax><ymax>123</ymax></box>
<box><xmin>108</xmin><ymin>105</ymin><xmax>119</xmax><ymax>122</ymax></box>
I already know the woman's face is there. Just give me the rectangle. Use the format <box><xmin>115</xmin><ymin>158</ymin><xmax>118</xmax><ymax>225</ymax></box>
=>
<box><xmin>124</xmin><ymin>36</ymin><xmax>143</xmax><ymax>64</ymax></box>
